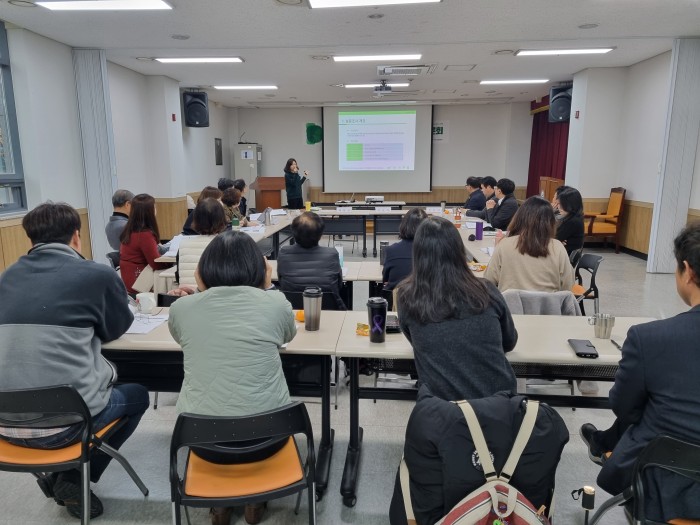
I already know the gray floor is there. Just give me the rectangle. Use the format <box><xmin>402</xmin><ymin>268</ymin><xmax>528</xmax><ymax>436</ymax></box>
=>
<box><xmin>0</xmin><ymin>239</ymin><xmax>688</xmax><ymax>525</ymax></box>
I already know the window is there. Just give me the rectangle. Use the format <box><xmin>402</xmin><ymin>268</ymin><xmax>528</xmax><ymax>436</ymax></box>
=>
<box><xmin>0</xmin><ymin>22</ymin><xmax>25</xmax><ymax>214</ymax></box>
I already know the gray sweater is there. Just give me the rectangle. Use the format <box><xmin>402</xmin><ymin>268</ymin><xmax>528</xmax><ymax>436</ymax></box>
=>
<box><xmin>105</xmin><ymin>212</ymin><xmax>128</xmax><ymax>251</ymax></box>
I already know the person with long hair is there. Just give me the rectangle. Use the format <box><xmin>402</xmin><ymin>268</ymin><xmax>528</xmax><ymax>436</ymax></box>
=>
<box><xmin>182</xmin><ymin>186</ymin><xmax>223</xmax><ymax>235</ymax></box>
<box><xmin>382</xmin><ymin>207</ymin><xmax>428</xmax><ymax>291</ymax></box>
<box><xmin>484</xmin><ymin>196</ymin><xmax>574</xmax><ymax>292</ymax></box>
<box><xmin>119</xmin><ymin>193</ymin><xmax>170</xmax><ymax>294</ymax></box>
<box><xmin>555</xmin><ymin>187</ymin><xmax>585</xmax><ymax>255</ymax></box>
<box><xmin>168</xmin><ymin>231</ymin><xmax>296</xmax><ymax>525</ymax></box>
<box><xmin>397</xmin><ymin>216</ymin><xmax>518</xmax><ymax>401</ymax></box>
<box><xmin>283</xmin><ymin>158</ymin><xmax>310</xmax><ymax>209</ymax></box>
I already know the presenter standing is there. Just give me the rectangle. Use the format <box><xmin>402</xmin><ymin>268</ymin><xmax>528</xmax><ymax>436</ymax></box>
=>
<box><xmin>284</xmin><ymin>158</ymin><xmax>309</xmax><ymax>209</ymax></box>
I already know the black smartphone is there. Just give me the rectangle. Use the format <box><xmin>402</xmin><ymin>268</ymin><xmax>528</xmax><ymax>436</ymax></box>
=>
<box><xmin>386</xmin><ymin>314</ymin><xmax>401</xmax><ymax>333</ymax></box>
<box><xmin>568</xmin><ymin>339</ymin><xmax>599</xmax><ymax>359</ymax></box>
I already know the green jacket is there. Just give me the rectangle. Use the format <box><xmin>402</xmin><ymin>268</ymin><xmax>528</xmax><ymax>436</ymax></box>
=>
<box><xmin>169</xmin><ymin>286</ymin><xmax>296</xmax><ymax>417</ymax></box>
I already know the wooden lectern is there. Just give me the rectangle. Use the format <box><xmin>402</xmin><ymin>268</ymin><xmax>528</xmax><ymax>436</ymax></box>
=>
<box><xmin>250</xmin><ymin>176</ymin><xmax>285</xmax><ymax>210</ymax></box>
<box><xmin>539</xmin><ymin>177</ymin><xmax>561</xmax><ymax>202</ymax></box>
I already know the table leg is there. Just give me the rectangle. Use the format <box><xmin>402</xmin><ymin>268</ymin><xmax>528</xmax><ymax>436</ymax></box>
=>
<box><xmin>362</xmin><ymin>216</ymin><xmax>367</xmax><ymax>258</ymax></box>
<box><xmin>373</xmin><ymin>215</ymin><xmax>378</xmax><ymax>257</ymax></box>
<box><xmin>340</xmin><ymin>357</ymin><xmax>362</xmax><ymax>507</ymax></box>
<box><xmin>272</xmin><ymin>231</ymin><xmax>280</xmax><ymax>259</ymax></box>
<box><xmin>316</xmin><ymin>355</ymin><xmax>334</xmax><ymax>498</ymax></box>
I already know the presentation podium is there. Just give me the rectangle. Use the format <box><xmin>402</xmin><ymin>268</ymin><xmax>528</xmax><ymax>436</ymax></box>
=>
<box><xmin>250</xmin><ymin>176</ymin><xmax>285</xmax><ymax>210</ymax></box>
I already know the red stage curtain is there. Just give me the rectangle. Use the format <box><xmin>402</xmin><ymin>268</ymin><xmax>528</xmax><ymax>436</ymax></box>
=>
<box><xmin>526</xmin><ymin>95</ymin><xmax>570</xmax><ymax>197</ymax></box>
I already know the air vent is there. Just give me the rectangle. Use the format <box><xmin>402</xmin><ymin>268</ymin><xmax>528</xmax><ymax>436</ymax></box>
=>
<box><xmin>377</xmin><ymin>64</ymin><xmax>436</xmax><ymax>76</ymax></box>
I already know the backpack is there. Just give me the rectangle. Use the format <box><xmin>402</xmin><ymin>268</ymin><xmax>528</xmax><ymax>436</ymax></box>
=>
<box><xmin>400</xmin><ymin>399</ymin><xmax>551</xmax><ymax>525</ymax></box>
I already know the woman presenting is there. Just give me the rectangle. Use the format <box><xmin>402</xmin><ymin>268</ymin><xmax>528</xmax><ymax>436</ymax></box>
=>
<box><xmin>284</xmin><ymin>158</ymin><xmax>309</xmax><ymax>209</ymax></box>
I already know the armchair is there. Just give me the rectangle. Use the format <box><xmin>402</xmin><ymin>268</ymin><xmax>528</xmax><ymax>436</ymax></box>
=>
<box><xmin>585</xmin><ymin>187</ymin><xmax>626</xmax><ymax>253</ymax></box>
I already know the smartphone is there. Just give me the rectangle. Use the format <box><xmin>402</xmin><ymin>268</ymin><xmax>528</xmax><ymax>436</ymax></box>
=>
<box><xmin>568</xmin><ymin>339</ymin><xmax>599</xmax><ymax>359</ymax></box>
<box><xmin>386</xmin><ymin>314</ymin><xmax>401</xmax><ymax>334</ymax></box>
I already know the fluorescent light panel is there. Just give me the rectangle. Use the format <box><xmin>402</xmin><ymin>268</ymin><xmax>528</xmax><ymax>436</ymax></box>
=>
<box><xmin>310</xmin><ymin>0</ymin><xmax>439</xmax><ymax>7</ymax></box>
<box><xmin>213</xmin><ymin>86</ymin><xmax>278</xmax><ymax>90</ymax></box>
<box><xmin>155</xmin><ymin>58</ymin><xmax>242</xmax><ymax>63</ymax></box>
<box><xmin>36</xmin><ymin>0</ymin><xmax>171</xmax><ymax>10</ymax></box>
<box><xmin>480</xmin><ymin>79</ymin><xmax>548</xmax><ymax>85</ymax></box>
<box><xmin>345</xmin><ymin>83</ymin><xmax>410</xmax><ymax>88</ymax></box>
<box><xmin>516</xmin><ymin>48</ymin><xmax>613</xmax><ymax>56</ymax></box>
<box><xmin>334</xmin><ymin>54</ymin><xmax>421</xmax><ymax>62</ymax></box>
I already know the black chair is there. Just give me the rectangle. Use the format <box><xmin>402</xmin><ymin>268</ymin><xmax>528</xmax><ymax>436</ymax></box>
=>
<box><xmin>106</xmin><ymin>251</ymin><xmax>120</xmax><ymax>270</ymax></box>
<box><xmin>0</xmin><ymin>385</ymin><xmax>149</xmax><ymax>525</ymax></box>
<box><xmin>569</xmin><ymin>247</ymin><xmax>584</xmax><ymax>268</ymax></box>
<box><xmin>572</xmin><ymin>253</ymin><xmax>603</xmax><ymax>315</ymax></box>
<box><xmin>169</xmin><ymin>402</ymin><xmax>316</xmax><ymax>525</ymax></box>
<box><xmin>157</xmin><ymin>293</ymin><xmax>181</xmax><ymax>308</ymax></box>
<box><xmin>586</xmin><ymin>435</ymin><xmax>700</xmax><ymax>525</ymax></box>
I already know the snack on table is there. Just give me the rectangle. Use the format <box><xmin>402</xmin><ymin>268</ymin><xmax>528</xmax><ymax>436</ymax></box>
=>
<box><xmin>295</xmin><ymin>310</ymin><xmax>305</xmax><ymax>322</ymax></box>
<box><xmin>356</xmin><ymin>323</ymin><xmax>369</xmax><ymax>336</ymax></box>
<box><xmin>469</xmin><ymin>263</ymin><xmax>488</xmax><ymax>272</ymax></box>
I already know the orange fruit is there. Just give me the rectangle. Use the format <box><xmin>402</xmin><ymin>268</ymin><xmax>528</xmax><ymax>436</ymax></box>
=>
<box><xmin>295</xmin><ymin>310</ymin><xmax>305</xmax><ymax>322</ymax></box>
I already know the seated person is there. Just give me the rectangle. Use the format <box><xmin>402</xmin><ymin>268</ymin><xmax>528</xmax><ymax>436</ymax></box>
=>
<box><xmin>168</xmin><ymin>231</ymin><xmax>296</xmax><ymax>525</ymax></box>
<box><xmin>221</xmin><ymin>187</ymin><xmax>250</xmax><ymax>226</ymax></box>
<box><xmin>466</xmin><ymin>175</ymin><xmax>497</xmax><ymax>216</ymax></box>
<box><xmin>0</xmin><ymin>202</ymin><xmax>149</xmax><ymax>520</ymax></box>
<box><xmin>182</xmin><ymin>186</ymin><xmax>222</xmax><ymax>235</ymax></box>
<box><xmin>484</xmin><ymin>196</ymin><xmax>574</xmax><ymax>293</ymax></box>
<box><xmin>580</xmin><ymin>223</ymin><xmax>700</xmax><ymax>522</ymax></box>
<box><xmin>105</xmin><ymin>188</ymin><xmax>133</xmax><ymax>251</ymax></box>
<box><xmin>177</xmin><ymin>198</ymin><xmax>228</xmax><ymax>286</ymax></box>
<box><xmin>397</xmin><ymin>216</ymin><xmax>518</xmax><ymax>401</ymax></box>
<box><xmin>382</xmin><ymin>207</ymin><xmax>428</xmax><ymax>291</ymax></box>
<box><xmin>233</xmin><ymin>178</ymin><xmax>249</xmax><ymax>216</ymax></box>
<box><xmin>551</xmin><ymin>184</ymin><xmax>571</xmax><ymax>221</ymax></box>
<box><xmin>217</xmin><ymin>177</ymin><xmax>235</xmax><ymax>192</ymax></box>
<box><xmin>461</xmin><ymin>176</ymin><xmax>485</xmax><ymax>211</ymax></box>
<box><xmin>276</xmin><ymin>212</ymin><xmax>345</xmax><ymax>309</ymax></box>
<box><xmin>554</xmin><ymin>187</ymin><xmax>584</xmax><ymax>255</ymax></box>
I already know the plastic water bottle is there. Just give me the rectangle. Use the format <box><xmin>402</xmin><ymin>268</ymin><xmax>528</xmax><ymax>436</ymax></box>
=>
<box><xmin>231</xmin><ymin>217</ymin><xmax>240</xmax><ymax>231</ymax></box>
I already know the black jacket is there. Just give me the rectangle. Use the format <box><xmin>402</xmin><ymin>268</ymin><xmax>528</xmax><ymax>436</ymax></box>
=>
<box><xmin>465</xmin><ymin>194</ymin><xmax>497</xmax><ymax>220</ymax></box>
<box><xmin>382</xmin><ymin>239</ymin><xmax>413</xmax><ymax>291</ymax></box>
<box><xmin>464</xmin><ymin>189</ymin><xmax>486</xmax><ymax>211</ymax></box>
<box><xmin>485</xmin><ymin>193</ymin><xmax>519</xmax><ymax>230</ymax></box>
<box><xmin>276</xmin><ymin>243</ymin><xmax>344</xmax><ymax>307</ymax></box>
<box><xmin>389</xmin><ymin>386</ymin><xmax>569</xmax><ymax>525</ymax></box>
<box><xmin>555</xmin><ymin>213</ymin><xmax>584</xmax><ymax>255</ymax></box>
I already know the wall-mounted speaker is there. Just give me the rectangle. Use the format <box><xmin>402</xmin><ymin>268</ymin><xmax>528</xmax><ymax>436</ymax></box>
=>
<box><xmin>548</xmin><ymin>86</ymin><xmax>572</xmax><ymax>123</ymax></box>
<box><xmin>183</xmin><ymin>92</ymin><xmax>209</xmax><ymax>127</ymax></box>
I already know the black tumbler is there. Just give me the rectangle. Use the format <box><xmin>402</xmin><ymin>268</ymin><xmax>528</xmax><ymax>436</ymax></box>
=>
<box><xmin>367</xmin><ymin>297</ymin><xmax>388</xmax><ymax>343</ymax></box>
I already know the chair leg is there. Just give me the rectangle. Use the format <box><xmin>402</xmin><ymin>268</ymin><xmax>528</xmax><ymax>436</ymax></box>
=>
<box><xmin>183</xmin><ymin>505</ymin><xmax>193</xmax><ymax>525</ymax></box>
<box><xmin>579</xmin><ymin>300</ymin><xmax>586</xmax><ymax>316</ymax></box>
<box><xmin>171</xmin><ymin>501</ymin><xmax>180</xmax><ymax>525</ymax></box>
<box><xmin>334</xmin><ymin>357</ymin><xmax>339</xmax><ymax>410</ymax></box>
<box><xmin>373</xmin><ymin>372</ymin><xmax>378</xmax><ymax>403</ymax></box>
<box><xmin>98</xmin><ymin>443</ymin><xmax>149</xmax><ymax>496</ymax></box>
<box><xmin>586</xmin><ymin>492</ymin><xmax>628</xmax><ymax>525</ymax></box>
<box><xmin>294</xmin><ymin>490</ymin><xmax>303</xmax><ymax>514</ymax></box>
<box><xmin>309</xmin><ymin>482</ymin><xmax>317</xmax><ymax>525</ymax></box>
<box><xmin>82</xmin><ymin>460</ymin><xmax>91</xmax><ymax>525</ymax></box>
<box><xmin>154</xmin><ymin>391</ymin><xmax>159</xmax><ymax>410</ymax></box>
<box><xmin>594</xmin><ymin>297</ymin><xmax>600</xmax><ymax>315</ymax></box>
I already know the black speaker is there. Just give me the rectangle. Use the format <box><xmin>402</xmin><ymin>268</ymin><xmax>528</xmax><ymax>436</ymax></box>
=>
<box><xmin>183</xmin><ymin>92</ymin><xmax>209</xmax><ymax>127</ymax></box>
<box><xmin>548</xmin><ymin>86</ymin><xmax>572</xmax><ymax>123</ymax></box>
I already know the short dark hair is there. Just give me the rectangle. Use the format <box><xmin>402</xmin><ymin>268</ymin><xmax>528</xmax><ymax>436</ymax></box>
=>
<box><xmin>481</xmin><ymin>176</ymin><xmax>497</xmax><ymax>189</ymax></box>
<box><xmin>507</xmin><ymin>196</ymin><xmax>555</xmax><ymax>257</ymax></box>
<box><xmin>399</xmin><ymin>207</ymin><xmax>428</xmax><ymax>240</ymax></box>
<box><xmin>197</xmin><ymin>231</ymin><xmax>266</xmax><ymax>289</ymax></box>
<box><xmin>22</xmin><ymin>202</ymin><xmax>81</xmax><ymax>246</ymax></box>
<box><xmin>674</xmin><ymin>222</ymin><xmax>700</xmax><ymax>286</ymax></box>
<box><xmin>465</xmin><ymin>177</ymin><xmax>482</xmax><ymax>189</ymax></box>
<box><xmin>291</xmin><ymin>212</ymin><xmax>325</xmax><ymax>249</ymax></box>
<box><xmin>120</xmin><ymin>193</ymin><xmax>160</xmax><ymax>245</ymax></box>
<box><xmin>197</xmin><ymin>186</ymin><xmax>222</xmax><ymax>203</ymax></box>
<box><xmin>217</xmin><ymin>178</ymin><xmax>235</xmax><ymax>191</ymax></box>
<box><xmin>284</xmin><ymin>158</ymin><xmax>297</xmax><ymax>172</ymax></box>
<box><xmin>233</xmin><ymin>179</ymin><xmax>247</xmax><ymax>192</ymax></box>
<box><xmin>495</xmin><ymin>178</ymin><xmax>515</xmax><ymax>195</ymax></box>
<box><xmin>221</xmin><ymin>187</ymin><xmax>242</xmax><ymax>207</ymax></box>
<box><xmin>192</xmin><ymin>198</ymin><xmax>227</xmax><ymax>235</ymax></box>
<box><xmin>557</xmin><ymin>187</ymin><xmax>583</xmax><ymax>217</ymax></box>
<box><xmin>111</xmin><ymin>189</ymin><xmax>134</xmax><ymax>208</ymax></box>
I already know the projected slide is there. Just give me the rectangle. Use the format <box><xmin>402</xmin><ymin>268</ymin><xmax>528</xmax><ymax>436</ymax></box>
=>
<box><xmin>338</xmin><ymin>110</ymin><xmax>416</xmax><ymax>171</ymax></box>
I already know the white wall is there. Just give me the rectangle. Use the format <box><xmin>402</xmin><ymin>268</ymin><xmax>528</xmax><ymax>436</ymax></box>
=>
<box><xmin>505</xmin><ymin>102</ymin><xmax>533</xmax><ymax>188</ymax></box>
<box><xmin>690</xmin><ymin>124</ymin><xmax>700</xmax><ymax>210</ymax></box>
<box><xmin>7</xmin><ymin>28</ymin><xmax>85</xmax><ymax>209</ymax></box>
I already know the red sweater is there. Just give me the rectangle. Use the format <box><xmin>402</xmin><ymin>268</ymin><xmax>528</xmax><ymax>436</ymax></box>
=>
<box><xmin>119</xmin><ymin>231</ymin><xmax>170</xmax><ymax>294</ymax></box>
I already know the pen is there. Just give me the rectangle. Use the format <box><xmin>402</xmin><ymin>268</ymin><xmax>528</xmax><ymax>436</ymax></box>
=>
<box><xmin>611</xmin><ymin>339</ymin><xmax>622</xmax><ymax>351</ymax></box>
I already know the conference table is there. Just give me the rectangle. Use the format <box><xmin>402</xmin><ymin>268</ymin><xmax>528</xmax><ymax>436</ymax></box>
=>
<box><xmin>101</xmin><ymin>309</ymin><xmax>345</xmax><ymax>499</ymax></box>
<box><xmin>335</xmin><ymin>311</ymin><xmax>654</xmax><ymax>507</ymax></box>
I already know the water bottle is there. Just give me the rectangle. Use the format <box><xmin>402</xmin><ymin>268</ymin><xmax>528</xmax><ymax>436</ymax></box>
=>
<box><xmin>231</xmin><ymin>217</ymin><xmax>240</xmax><ymax>231</ymax></box>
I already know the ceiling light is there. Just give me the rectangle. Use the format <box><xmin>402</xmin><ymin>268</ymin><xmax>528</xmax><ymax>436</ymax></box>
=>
<box><xmin>36</xmin><ymin>0</ymin><xmax>171</xmax><ymax>10</ymax></box>
<box><xmin>311</xmin><ymin>55</ymin><xmax>331</xmax><ymax>60</ymax></box>
<box><xmin>480</xmin><ymin>79</ymin><xmax>548</xmax><ymax>85</ymax></box>
<box><xmin>310</xmin><ymin>0</ymin><xmax>439</xmax><ymax>7</ymax></box>
<box><xmin>516</xmin><ymin>48</ymin><xmax>613</xmax><ymax>56</ymax></box>
<box><xmin>345</xmin><ymin>83</ymin><xmax>410</xmax><ymax>88</ymax></box>
<box><xmin>213</xmin><ymin>86</ymin><xmax>278</xmax><ymax>90</ymax></box>
<box><xmin>334</xmin><ymin>54</ymin><xmax>421</xmax><ymax>62</ymax></box>
<box><xmin>170</xmin><ymin>34</ymin><xmax>190</xmax><ymax>40</ymax></box>
<box><xmin>155</xmin><ymin>57</ymin><xmax>243</xmax><ymax>63</ymax></box>
<box><xmin>367</xmin><ymin>13</ymin><xmax>384</xmax><ymax>18</ymax></box>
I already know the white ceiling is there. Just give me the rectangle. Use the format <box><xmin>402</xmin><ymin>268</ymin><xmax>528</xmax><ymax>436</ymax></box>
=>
<box><xmin>1</xmin><ymin>0</ymin><xmax>699</xmax><ymax>107</ymax></box>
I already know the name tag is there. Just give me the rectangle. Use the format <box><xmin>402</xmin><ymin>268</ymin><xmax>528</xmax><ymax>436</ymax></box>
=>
<box><xmin>375</xmin><ymin>206</ymin><xmax>392</xmax><ymax>212</ymax></box>
<box><xmin>336</xmin><ymin>206</ymin><xmax>352</xmax><ymax>212</ymax></box>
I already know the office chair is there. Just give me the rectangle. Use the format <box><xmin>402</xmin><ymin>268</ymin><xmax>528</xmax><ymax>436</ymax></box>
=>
<box><xmin>585</xmin><ymin>187</ymin><xmax>626</xmax><ymax>253</ymax></box>
<box><xmin>0</xmin><ymin>385</ymin><xmax>149</xmax><ymax>525</ymax></box>
<box><xmin>585</xmin><ymin>435</ymin><xmax>700</xmax><ymax>525</ymax></box>
<box><xmin>572</xmin><ymin>253</ymin><xmax>604</xmax><ymax>315</ymax></box>
<box><xmin>105</xmin><ymin>251</ymin><xmax>120</xmax><ymax>270</ymax></box>
<box><xmin>169</xmin><ymin>402</ymin><xmax>316</xmax><ymax>525</ymax></box>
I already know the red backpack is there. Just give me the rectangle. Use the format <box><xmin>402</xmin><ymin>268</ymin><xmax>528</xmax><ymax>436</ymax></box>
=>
<box><xmin>400</xmin><ymin>399</ymin><xmax>551</xmax><ymax>525</ymax></box>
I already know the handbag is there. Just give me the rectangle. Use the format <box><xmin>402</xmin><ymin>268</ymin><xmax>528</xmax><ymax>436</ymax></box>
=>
<box><xmin>132</xmin><ymin>265</ymin><xmax>155</xmax><ymax>293</ymax></box>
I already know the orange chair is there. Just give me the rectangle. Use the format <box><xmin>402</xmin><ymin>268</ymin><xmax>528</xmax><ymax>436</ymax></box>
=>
<box><xmin>585</xmin><ymin>187</ymin><xmax>626</xmax><ymax>253</ymax></box>
<box><xmin>0</xmin><ymin>385</ymin><xmax>149</xmax><ymax>525</ymax></box>
<box><xmin>169</xmin><ymin>402</ymin><xmax>316</xmax><ymax>525</ymax></box>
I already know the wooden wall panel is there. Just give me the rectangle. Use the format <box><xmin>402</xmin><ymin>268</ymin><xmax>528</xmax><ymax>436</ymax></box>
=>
<box><xmin>688</xmin><ymin>209</ymin><xmax>700</xmax><ymax>224</ymax></box>
<box><xmin>619</xmin><ymin>201</ymin><xmax>653</xmax><ymax>254</ymax></box>
<box><xmin>0</xmin><ymin>230</ymin><xmax>4</xmax><ymax>272</ymax></box>
<box><xmin>155</xmin><ymin>197</ymin><xmax>188</xmax><ymax>240</ymax></box>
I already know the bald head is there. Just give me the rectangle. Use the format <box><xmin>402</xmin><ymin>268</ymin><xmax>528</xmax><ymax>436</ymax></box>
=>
<box><xmin>291</xmin><ymin>212</ymin><xmax>325</xmax><ymax>248</ymax></box>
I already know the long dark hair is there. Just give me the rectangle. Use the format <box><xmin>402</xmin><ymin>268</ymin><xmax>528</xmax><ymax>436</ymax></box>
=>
<box><xmin>284</xmin><ymin>158</ymin><xmax>297</xmax><ymax>172</ymax></box>
<box><xmin>557</xmin><ymin>187</ymin><xmax>583</xmax><ymax>217</ymax></box>
<box><xmin>120</xmin><ymin>193</ymin><xmax>160</xmax><ymax>245</ymax></box>
<box><xmin>397</xmin><ymin>216</ymin><xmax>490</xmax><ymax>323</ymax></box>
<box><xmin>507</xmin><ymin>196</ymin><xmax>555</xmax><ymax>258</ymax></box>
<box><xmin>197</xmin><ymin>231</ymin><xmax>266</xmax><ymax>289</ymax></box>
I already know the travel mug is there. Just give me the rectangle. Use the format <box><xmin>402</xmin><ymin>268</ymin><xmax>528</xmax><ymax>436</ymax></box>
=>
<box><xmin>379</xmin><ymin>241</ymin><xmax>390</xmax><ymax>265</ymax></box>
<box><xmin>302</xmin><ymin>287</ymin><xmax>323</xmax><ymax>331</ymax></box>
<box><xmin>367</xmin><ymin>297</ymin><xmax>388</xmax><ymax>343</ymax></box>
<box><xmin>475</xmin><ymin>221</ymin><xmax>484</xmax><ymax>240</ymax></box>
